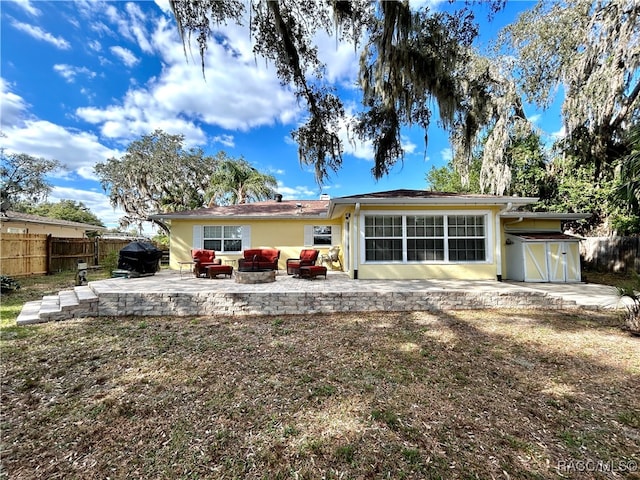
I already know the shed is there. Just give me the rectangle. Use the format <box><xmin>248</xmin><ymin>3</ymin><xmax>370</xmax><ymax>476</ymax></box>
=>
<box><xmin>505</xmin><ymin>232</ymin><xmax>582</xmax><ymax>282</ymax></box>
<box><xmin>501</xmin><ymin>211</ymin><xmax>589</xmax><ymax>283</ymax></box>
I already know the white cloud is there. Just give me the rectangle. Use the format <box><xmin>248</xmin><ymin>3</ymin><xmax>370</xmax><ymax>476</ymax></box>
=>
<box><xmin>53</xmin><ymin>64</ymin><xmax>97</xmax><ymax>83</ymax></box>
<box><xmin>528</xmin><ymin>113</ymin><xmax>541</xmax><ymax>125</ymax></box>
<box><xmin>2</xmin><ymin>120</ymin><xmax>121</xmax><ymax>178</ymax></box>
<box><xmin>125</xmin><ymin>2</ymin><xmax>154</xmax><ymax>54</ymax></box>
<box><xmin>10</xmin><ymin>19</ymin><xmax>70</xmax><ymax>49</ymax></box>
<box><xmin>401</xmin><ymin>135</ymin><xmax>417</xmax><ymax>155</ymax></box>
<box><xmin>0</xmin><ymin>83</ymin><xmax>125</xmax><ymax>228</ymax></box>
<box><xmin>552</xmin><ymin>125</ymin><xmax>566</xmax><ymax>140</ymax></box>
<box><xmin>49</xmin><ymin>186</ymin><xmax>125</xmax><ymax>230</ymax></box>
<box><xmin>276</xmin><ymin>182</ymin><xmax>317</xmax><ymax>199</ymax></box>
<box><xmin>76</xmin><ymin>16</ymin><xmax>300</xmax><ymax>146</ymax></box>
<box><xmin>0</xmin><ymin>78</ymin><xmax>29</xmax><ymax>127</ymax></box>
<box><xmin>89</xmin><ymin>21</ymin><xmax>114</xmax><ymax>38</ymax></box>
<box><xmin>153</xmin><ymin>0</ymin><xmax>173</xmax><ymax>15</ymax></box>
<box><xmin>440</xmin><ymin>148</ymin><xmax>453</xmax><ymax>162</ymax></box>
<box><xmin>9</xmin><ymin>0</ymin><xmax>41</xmax><ymax>16</ymax></box>
<box><xmin>88</xmin><ymin>39</ymin><xmax>102</xmax><ymax>52</ymax></box>
<box><xmin>110</xmin><ymin>46</ymin><xmax>140</xmax><ymax>67</ymax></box>
<box><xmin>314</xmin><ymin>30</ymin><xmax>360</xmax><ymax>86</ymax></box>
<box><xmin>409</xmin><ymin>0</ymin><xmax>447</xmax><ymax>11</ymax></box>
<box><xmin>212</xmin><ymin>134</ymin><xmax>235</xmax><ymax>147</ymax></box>
<box><xmin>333</xmin><ymin>106</ymin><xmax>374</xmax><ymax>161</ymax></box>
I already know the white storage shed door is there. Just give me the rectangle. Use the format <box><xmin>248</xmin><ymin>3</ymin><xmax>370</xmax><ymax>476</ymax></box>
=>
<box><xmin>524</xmin><ymin>241</ymin><xmax>580</xmax><ymax>283</ymax></box>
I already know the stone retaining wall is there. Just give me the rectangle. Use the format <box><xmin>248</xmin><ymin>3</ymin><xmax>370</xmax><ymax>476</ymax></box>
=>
<box><xmin>96</xmin><ymin>289</ymin><xmax>573</xmax><ymax>317</ymax></box>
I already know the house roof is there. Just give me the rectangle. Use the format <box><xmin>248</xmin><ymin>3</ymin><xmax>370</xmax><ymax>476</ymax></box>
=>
<box><xmin>150</xmin><ymin>189</ymin><xmax>544</xmax><ymax>221</ymax></box>
<box><xmin>327</xmin><ymin>189</ymin><xmax>538</xmax><ymax>216</ymax></box>
<box><xmin>0</xmin><ymin>210</ymin><xmax>107</xmax><ymax>231</ymax></box>
<box><xmin>330</xmin><ymin>189</ymin><xmax>537</xmax><ymax>205</ymax></box>
<box><xmin>151</xmin><ymin>199</ymin><xmax>330</xmax><ymax>220</ymax></box>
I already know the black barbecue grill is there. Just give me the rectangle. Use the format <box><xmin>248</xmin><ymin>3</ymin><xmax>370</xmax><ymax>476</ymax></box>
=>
<box><xmin>117</xmin><ymin>241</ymin><xmax>163</xmax><ymax>276</ymax></box>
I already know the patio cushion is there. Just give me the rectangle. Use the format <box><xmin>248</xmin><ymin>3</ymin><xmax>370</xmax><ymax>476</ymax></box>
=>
<box><xmin>192</xmin><ymin>249</ymin><xmax>216</xmax><ymax>264</ymax></box>
<box><xmin>206</xmin><ymin>264</ymin><xmax>233</xmax><ymax>278</ymax></box>
<box><xmin>286</xmin><ymin>249</ymin><xmax>319</xmax><ymax>275</ymax></box>
<box><xmin>191</xmin><ymin>249</ymin><xmax>221</xmax><ymax>277</ymax></box>
<box><xmin>299</xmin><ymin>265</ymin><xmax>327</xmax><ymax>279</ymax></box>
<box><xmin>238</xmin><ymin>248</ymin><xmax>281</xmax><ymax>270</ymax></box>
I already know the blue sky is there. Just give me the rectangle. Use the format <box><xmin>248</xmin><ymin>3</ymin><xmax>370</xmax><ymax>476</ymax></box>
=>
<box><xmin>1</xmin><ymin>0</ymin><xmax>561</xmax><ymax>232</ymax></box>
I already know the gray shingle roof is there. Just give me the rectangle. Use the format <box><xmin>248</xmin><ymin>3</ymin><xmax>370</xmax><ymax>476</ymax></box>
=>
<box><xmin>152</xmin><ymin>200</ymin><xmax>330</xmax><ymax>219</ymax></box>
<box><xmin>0</xmin><ymin>211</ymin><xmax>107</xmax><ymax>230</ymax></box>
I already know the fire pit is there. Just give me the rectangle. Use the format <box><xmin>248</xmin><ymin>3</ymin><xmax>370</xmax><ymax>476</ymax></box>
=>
<box><xmin>235</xmin><ymin>268</ymin><xmax>276</xmax><ymax>284</ymax></box>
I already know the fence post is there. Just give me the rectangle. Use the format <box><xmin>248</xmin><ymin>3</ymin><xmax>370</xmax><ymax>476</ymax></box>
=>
<box><xmin>46</xmin><ymin>234</ymin><xmax>52</xmax><ymax>275</ymax></box>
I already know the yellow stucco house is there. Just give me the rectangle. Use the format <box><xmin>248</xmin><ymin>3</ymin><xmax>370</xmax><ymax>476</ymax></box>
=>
<box><xmin>151</xmin><ymin>189</ymin><xmax>589</xmax><ymax>283</ymax></box>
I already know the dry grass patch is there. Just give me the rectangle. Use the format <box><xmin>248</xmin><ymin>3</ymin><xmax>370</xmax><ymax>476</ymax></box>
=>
<box><xmin>1</xmin><ymin>309</ymin><xmax>638</xmax><ymax>479</ymax></box>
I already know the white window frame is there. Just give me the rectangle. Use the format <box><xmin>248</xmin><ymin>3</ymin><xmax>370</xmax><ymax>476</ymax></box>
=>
<box><xmin>193</xmin><ymin>225</ymin><xmax>246</xmax><ymax>253</ymax></box>
<box><xmin>304</xmin><ymin>225</ymin><xmax>340</xmax><ymax>247</ymax></box>
<box><xmin>360</xmin><ymin>210</ymin><xmax>492</xmax><ymax>264</ymax></box>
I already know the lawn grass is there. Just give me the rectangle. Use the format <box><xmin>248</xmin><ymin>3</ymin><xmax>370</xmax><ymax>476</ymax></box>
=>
<box><xmin>1</xmin><ymin>270</ymin><xmax>638</xmax><ymax>478</ymax></box>
<box><xmin>1</xmin><ymin>309</ymin><xmax>638</xmax><ymax>479</ymax></box>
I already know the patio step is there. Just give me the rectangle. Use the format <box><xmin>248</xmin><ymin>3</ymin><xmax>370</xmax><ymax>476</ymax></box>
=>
<box><xmin>16</xmin><ymin>300</ymin><xmax>46</xmax><ymax>326</ymax></box>
<box><xmin>16</xmin><ymin>285</ymin><xmax>99</xmax><ymax>326</ymax></box>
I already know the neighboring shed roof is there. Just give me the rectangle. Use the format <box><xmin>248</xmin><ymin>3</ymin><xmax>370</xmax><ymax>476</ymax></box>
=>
<box><xmin>507</xmin><ymin>232</ymin><xmax>583</xmax><ymax>241</ymax></box>
<box><xmin>0</xmin><ymin>211</ymin><xmax>107</xmax><ymax>231</ymax></box>
<box><xmin>501</xmin><ymin>212</ymin><xmax>590</xmax><ymax>220</ymax></box>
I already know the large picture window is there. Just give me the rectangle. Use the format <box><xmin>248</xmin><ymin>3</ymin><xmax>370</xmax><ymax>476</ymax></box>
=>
<box><xmin>447</xmin><ymin>216</ymin><xmax>485</xmax><ymax>261</ymax></box>
<box><xmin>203</xmin><ymin>225</ymin><xmax>242</xmax><ymax>252</ymax></box>
<box><xmin>364</xmin><ymin>215</ymin><xmax>403</xmax><ymax>261</ymax></box>
<box><xmin>406</xmin><ymin>215</ymin><xmax>444</xmax><ymax>261</ymax></box>
<box><xmin>363</xmin><ymin>214</ymin><xmax>487</xmax><ymax>263</ymax></box>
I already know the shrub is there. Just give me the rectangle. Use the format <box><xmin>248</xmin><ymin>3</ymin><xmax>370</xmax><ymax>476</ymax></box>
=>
<box><xmin>1</xmin><ymin>275</ymin><xmax>21</xmax><ymax>293</ymax></box>
<box><xmin>101</xmin><ymin>250</ymin><xmax>119</xmax><ymax>273</ymax></box>
<box><xmin>618</xmin><ymin>272</ymin><xmax>640</xmax><ymax>336</ymax></box>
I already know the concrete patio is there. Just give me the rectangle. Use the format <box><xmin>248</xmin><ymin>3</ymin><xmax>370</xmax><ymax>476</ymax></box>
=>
<box><xmin>16</xmin><ymin>269</ymin><xmax>629</xmax><ymax>326</ymax></box>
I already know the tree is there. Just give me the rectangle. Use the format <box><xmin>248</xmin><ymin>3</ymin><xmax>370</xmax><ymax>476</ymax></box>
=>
<box><xmin>206</xmin><ymin>157</ymin><xmax>277</xmax><ymax>206</ymax></box>
<box><xmin>427</xmin><ymin>129</ymin><xmax>548</xmax><ymax>198</ymax></box>
<box><xmin>426</xmin><ymin>157</ymin><xmax>481</xmax><ymax>194</ymax></box>
<box><xmin>501</xmin><ymin>131</ymin><xmax>549</xmax><ymax>198</ymax></box>
<box><xmin>170</xmin><ymin>0</ymin><xmax>506</xmax><ymax>185</ymax></box>
<box><xmin>498</xmin><ymin>0</ymin><xmax>640</xmax><ymax>183</ymax></box>
<box><xmin>450</xmin><ymin>52</ymin><xmax>534</xmax><ymax>194</ymax></box>
<box><xmin>94</xmin><ymin>130</ymin><xmax>218</xmax><ymax>233</ymax></box>
<box><xmin>0</xmin><ymin>151</ymin><xmax>61</xmax><ymax>211</ymax></box>
<box><xmin>18</xmin><ymin>200</ymin><xmax>105</xmax><ymax>227</ymax></box>
<box><xmin>615</xmin><ymin>123</ymin><xmax>640</xmax><ymax>215</ymax></box>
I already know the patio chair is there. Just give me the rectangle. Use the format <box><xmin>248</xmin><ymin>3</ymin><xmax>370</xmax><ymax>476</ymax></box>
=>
<box><xmin>191</xmin><ymin>249</ymin><xmax>221</xmax><ymax>277</ymax></box>
<box><xmin>286</xmin><ymin>249</ymin><xmax>320</xmax><ymax>275</ymax></box>
<box><xmin>321</xmin><ymin>245</ymin><xmax>342</xmax><ymax>270</ymax></box>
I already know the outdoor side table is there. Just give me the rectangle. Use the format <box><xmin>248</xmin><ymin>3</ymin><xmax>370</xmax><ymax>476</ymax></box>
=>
<box><xmin>178</xmin><ymin>261</ymin><xmax>196</xmax><ymax>279</ymax></box>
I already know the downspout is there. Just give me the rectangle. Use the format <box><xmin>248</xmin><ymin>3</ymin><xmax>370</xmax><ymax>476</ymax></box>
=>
<box><xmin>495</xmin><ymin>202</ymin><xmax>513</xmax><ymax>282</ymax></box>
<box><xmin>353</xmin><ymin>202</ymin><xmax>360</xmax><ymax>280</ymax></box>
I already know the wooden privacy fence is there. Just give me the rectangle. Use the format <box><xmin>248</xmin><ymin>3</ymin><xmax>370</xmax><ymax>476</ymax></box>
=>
<box><xmin>0</xmin><ymin>234</ymin><xmax>147</xmax><ymax>277</ymax></box>
<box><xmin>1</xmin><ymin>234</ymin><xmax>49</xmax><ymax>277</ymax></box>
<box><xmin>580</xmin><ymin>236</ymin><xmax>640</xmax><ymax>273</ymax></box>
